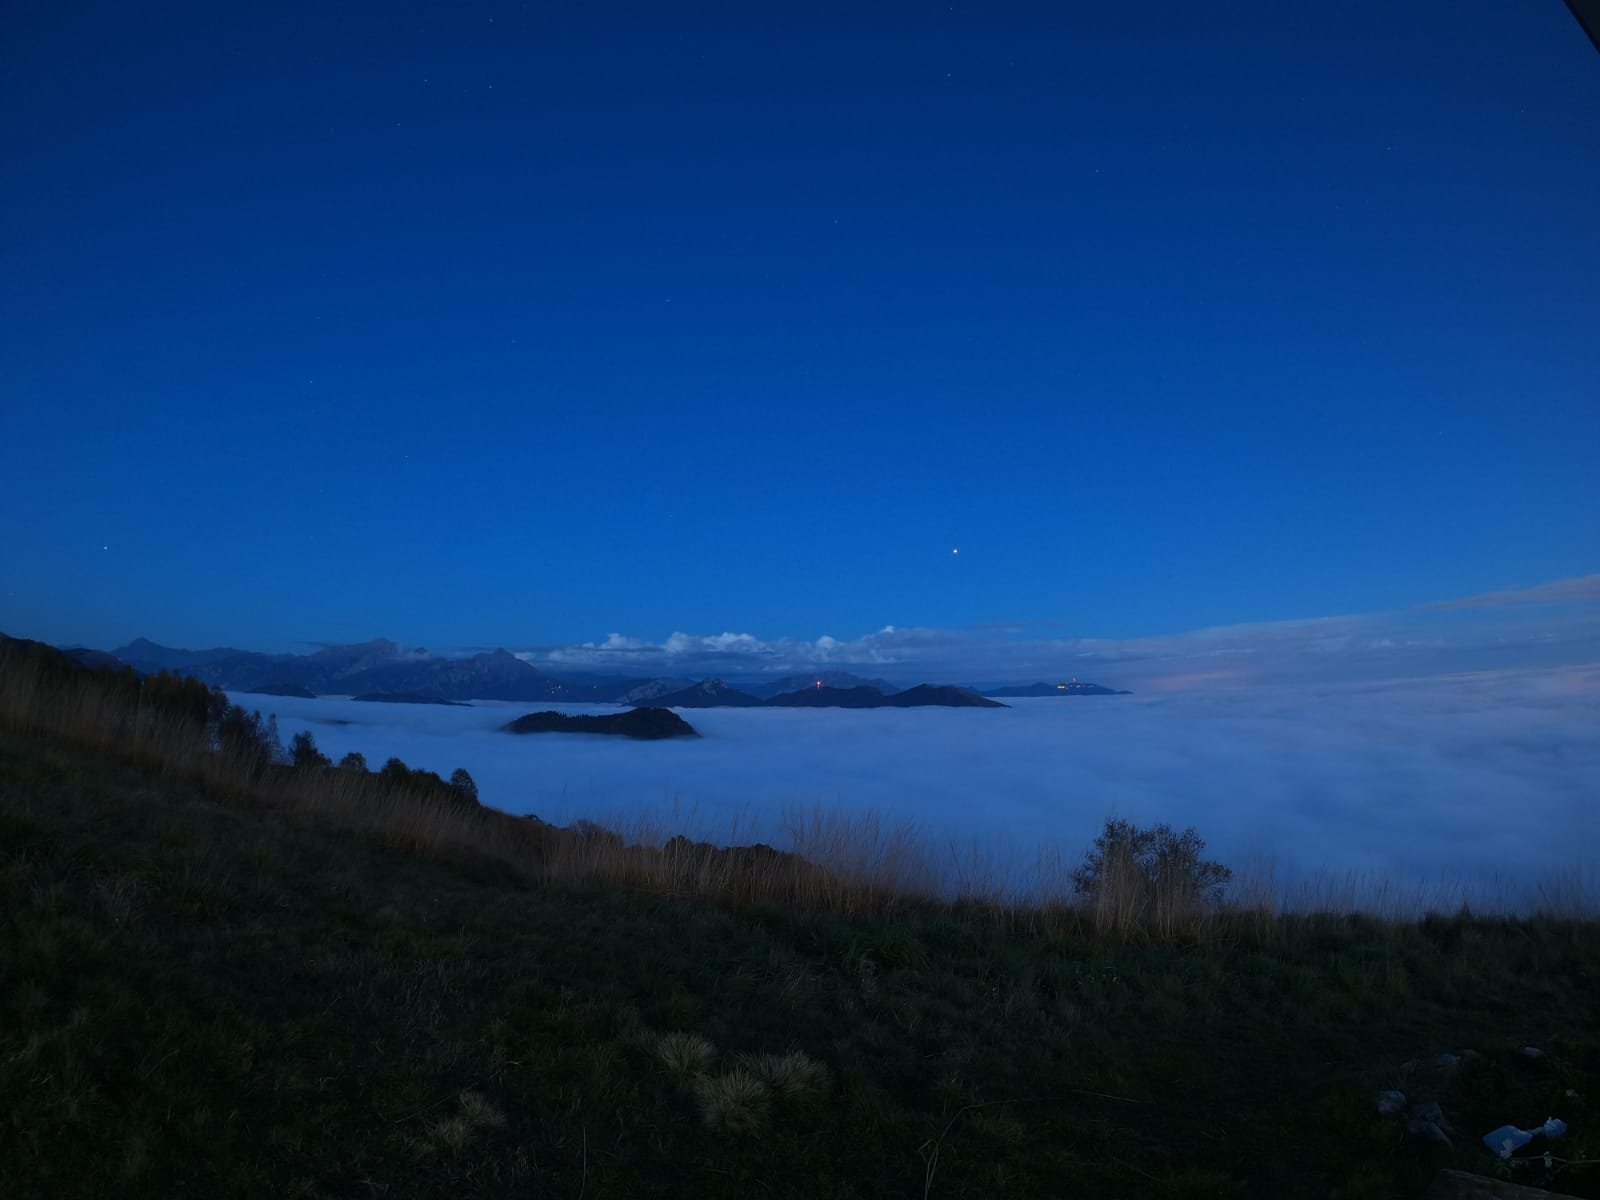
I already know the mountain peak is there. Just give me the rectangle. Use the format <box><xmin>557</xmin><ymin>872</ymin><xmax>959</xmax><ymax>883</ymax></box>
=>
<box><xmin>650</xmin><ymin>678</ymin><xmax>765</xmax><ymax>708</ymax></box>
<box><xmin>310</xmin><ymin>637</ymin><xmax>406</xmax><ymax>659</ymax></box>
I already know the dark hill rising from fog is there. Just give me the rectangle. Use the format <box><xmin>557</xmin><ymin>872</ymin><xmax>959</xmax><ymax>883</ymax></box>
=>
<box><xmin>502</xmin><ymin>707</ymin><xmax>698</xmax><ymax>739</ymax></box>
<box><xmin>239</xmin><ymin>682</ymin><xmax>317</xmax><ymax>699</ymax></box>
<box><xmin>352</xmin><ymin>692</ymin><xmax>472</xmax><ymax>707</ymax></box>
<box><xmin>762</xmin><ymin>685</ymin><xmax>891</xmax><ymax>709</ymax></box>
<box><xmin>885</xmin><ymin>684</ymin><xmax>1008</xmax><ymax>708</ymax></box>
<box><xmin>983</xmin><ymin>680</ymin><xmax>1132</xmax><ymax>697</ymax></box>
<box><xmin>761</xmin><ymin>684</ymin><xmax>1005</xmax><ymax>709</ymax></box>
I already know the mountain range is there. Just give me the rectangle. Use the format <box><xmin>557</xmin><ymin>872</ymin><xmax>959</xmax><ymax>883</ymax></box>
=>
<box><xmin>86</xmin><ymin>637</ymin><xmax>1123</xmax><ymax>706</ymax></box>
<box><xmin>111</xmin><ymin>637</ymin><xmax>647</xmax><ymax>702</ymax></box>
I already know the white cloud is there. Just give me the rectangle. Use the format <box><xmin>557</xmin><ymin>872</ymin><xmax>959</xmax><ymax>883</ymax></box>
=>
<box><xmin>519</xmin><ymin>573</ymin><xmax>1600</xmax><ymax>690</ymax></box>
<box><xmin>1419</xmin><ymin>573</ymin><xmax>1600</xmax><ymax>611</ymax></box>
<box><xmin>535</xmin><ymin>624</ymin><xmax>944</xmax><ymax>673</ymax></box>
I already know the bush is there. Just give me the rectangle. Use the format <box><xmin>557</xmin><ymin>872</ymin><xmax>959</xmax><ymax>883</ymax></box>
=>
<box><xmin>1071</xmin><ymin>819</ymin><xmax>1232</xmax><ymax>933</ymax></box>
<box><xmin>448</xmin><ymin>767</ymin><xmax>479</xmax><ymax>805</ymax></box>
<box><xmin>569</xmin><ymin>819</ymin><xmax>623</xmax><ymax>847</ymax></box>
<box><xmin>142</xmin><ymin>670</ymin><xmax>227</xmax><ymax>729</ymax></box>
<box><xmin>289</xmin><ymin>730</ymin><xmax>331</xmax><ymax>771</ymax></box>
<box><xmin>337</xmin><ymin>751</ymin><xmax>368</xmax><ymax>772</ymax></box>
<box><xmin>214</xmin><ymin>706</ymin><xmax>283</xmax><ymax>778</ymax></box>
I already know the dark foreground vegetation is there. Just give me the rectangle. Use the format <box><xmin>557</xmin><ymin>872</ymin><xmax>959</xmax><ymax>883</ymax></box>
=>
<box><xmin>2</xmin><ymin>633</ymin><xmax>1598</xmax><ymax>1197</ymax></box>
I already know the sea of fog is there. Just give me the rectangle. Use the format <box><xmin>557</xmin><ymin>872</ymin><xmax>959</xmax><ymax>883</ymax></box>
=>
<box><xmin>232</xmin><ymin>664</ymin><xmax>1600</xmax><ymax>911</ymax></box>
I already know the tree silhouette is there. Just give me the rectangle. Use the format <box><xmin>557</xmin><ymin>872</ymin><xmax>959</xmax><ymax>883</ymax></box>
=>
<box><xmin>1071</xmin><ymin>819</ymin><xmax>1232</xmax><ymax>908</ymax></box>
<box><xmin>289</xmin><ymin>730</ymin><xmax>330</xmax><ymax>770</ymax></box>
<box><xmin>448</xmin><ymin>767</ymin><xmax>479</xmax><ymax>805</ymax></box>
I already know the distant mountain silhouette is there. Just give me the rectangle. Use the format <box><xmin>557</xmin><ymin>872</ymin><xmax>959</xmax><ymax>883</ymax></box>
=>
<box><xmin>651</xmin><ymin>678</ymin><xmax>765</xmax><ymax>708</ymax></box>
<box><xmin>241</xmin><ymin>682</ymin><xmax>317</xmax><ymax>699</ymax></box>
<box><xmin>109</xmin><ymin>637</ymin><xmax>585</xmax><ymax>701</ymax></box>
<box><xmin>351</xmin><ymin>692</ymin><xmax>472</xmax><ymax>707</ymax></box>
<box><xmin>983</xmin><ymin>680</ymin><xmax>1130</xmax><ymax>697</ymax></box>
<box><xmin>514</xmin><ymin>675</ymin><xmax>672</xmax><ymax>703</ymax></box>
<box><xmin>608</xmin><ymin>677</ymin><xmax>696</xmax><ymax>705</ymax></box>
<box><xmin>881</xmin><ymin>684</ymin><xmax>1007</xmax><ymax>708</ymax></box>
<box><xmin>502</xmin><ymin>707</ymin><xmax>698</xmax><ymax>739</ymax></box>
<box><xmin>760</xmin><ymin>684</ymin><xmax>1005</xmax><ymax>709</ymax></box>
<box><xmin>113</xmin><ymin>637</ymin><xmax>267</xmax><ymax>673</ymax></box>
<box><xmin>87</xmin><ymin>635</ymin><xmax>1041</xmax><ymax>711</ymax></box>
<box><xmin>748</xmin><ymin>671</ymin><xmax>897</xmax><ymax>698</ymax></box>
<box><xmin>334</xmin><ymin>649</ymin><xmax>546</xmax><ymax>699</ymax></box>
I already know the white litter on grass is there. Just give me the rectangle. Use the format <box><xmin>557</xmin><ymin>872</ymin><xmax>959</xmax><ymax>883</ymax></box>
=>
<box><xmin>1482</xmin><ymin>1117</ymin><xmax>1567</xmax><ymax>1159</ymax></box>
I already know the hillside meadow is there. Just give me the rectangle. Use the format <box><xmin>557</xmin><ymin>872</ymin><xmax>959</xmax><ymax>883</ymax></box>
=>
<box><xmin>2</xmin><ymin>636</ymin><xmax>1598</xmax><ymax>1196</ymax></box>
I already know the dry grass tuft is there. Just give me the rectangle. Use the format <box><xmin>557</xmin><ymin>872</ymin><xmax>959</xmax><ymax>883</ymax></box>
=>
<box><xmin>653</xmin><ymin>1032</ymin><xmax>718</xmax><ymax>1079</ymax></box>
<box><xmin>692</xmin><ymin>1068</ymin><xmax>771</xmax><ymax>1135</ymax></box>
<box><xmin>426</xmin><ymin>1115</ymin><xmax>475</xmax><ymax>1153</ymax></box>
<box><xmin>456</xmin><ymin>1090</ymin><xmax>507</xmax><ymax>1129</ymax></box>
<box><xmin>741</xmin><ymin>1051</ymin><xmax>831</xmax><ymax>1104</ymax></box>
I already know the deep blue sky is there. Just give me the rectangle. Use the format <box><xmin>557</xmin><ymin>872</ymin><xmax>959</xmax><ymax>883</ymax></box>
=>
<box><xmin>3</xmin><ymin>1</ymin><xmax>1597</xmax><ymax>662</ymax></box>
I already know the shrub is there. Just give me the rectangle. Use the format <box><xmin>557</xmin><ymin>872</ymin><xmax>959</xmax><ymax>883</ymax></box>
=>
<box><xmin>569</xmin><ymin>819</ymin><xmax>622</xmax><ymax>848</ymax></box>
<box><xmin>448</xmin><ymin>767</ymin><xmax>479</xmax><ymax>805</ymax></box>
<box><xmin>214</xmin><ymin>706</ymin><xmax>283</xmax><ymax>777</ymax></box>
<box><xmin>1071</xmin><ymin>819</ymin><xmax>1232</xmax><ymax>935</ymax></box>
<box><xmin>289</xmin><ymin>730</ymin><xmax>331</xmax><ymax>771</ymax></box>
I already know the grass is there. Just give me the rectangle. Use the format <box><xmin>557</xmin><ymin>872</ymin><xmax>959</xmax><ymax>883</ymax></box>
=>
<box><xmin>3</xmin><ymin>730</ymin><xmax>1599</xmax><ymax>1198</ymax></box>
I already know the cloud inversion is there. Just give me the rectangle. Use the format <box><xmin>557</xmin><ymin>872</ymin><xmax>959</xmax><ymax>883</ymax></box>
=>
<box><xmin>242</xmin><ymin>663</ymin><xmax>1600</xmax><ymax>913</ymax></box>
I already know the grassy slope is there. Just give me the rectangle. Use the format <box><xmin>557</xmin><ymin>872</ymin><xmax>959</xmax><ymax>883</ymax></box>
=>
<box><xmin>2</xmin><ymin>732</ymin><xmax>1597</xmax><ymax>1199</ymax></box>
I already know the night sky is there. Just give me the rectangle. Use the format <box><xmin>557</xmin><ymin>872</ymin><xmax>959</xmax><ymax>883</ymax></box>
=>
<box><xmin>4</xmin><ymin>1</ymin><xmax>1597</xmax><ymax>678</ymax></box>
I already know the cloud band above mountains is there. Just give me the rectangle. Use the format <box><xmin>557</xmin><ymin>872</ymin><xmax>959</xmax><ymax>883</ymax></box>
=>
<box><xmin>1417</xmin><ymin>573</ymin><xmax>1600</xmax><ymax>611</ymax></box>
<box><xmin>516</xmin><ymin>573</ymin><xmax>1600</xmax><ymax>690</ymax></box>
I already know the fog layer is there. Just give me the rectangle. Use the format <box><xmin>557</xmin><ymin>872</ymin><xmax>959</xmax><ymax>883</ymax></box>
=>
<box><xmin>236</xmin><ymin>665</ymin><xmax>1599</xmax><ymax>909</ymax></box>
